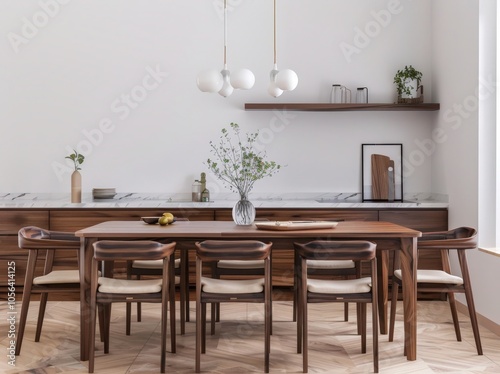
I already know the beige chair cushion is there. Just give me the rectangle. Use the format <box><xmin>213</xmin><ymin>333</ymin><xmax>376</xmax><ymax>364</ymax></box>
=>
<box><xmin>216</xmin><ymin>260</ymin><xmax>265</xmax><ymax>269</ymax></box>
<box><xmin>33</xmin><ymin>270</ymin><xmax>81</xmax><ymax>285</ymax></box>
<box><xmin>201</xmin><ymin>277</ymin><xmax>265</xmax><ymax>294</ymax></box>
<box><xmin>132</xmin><ymin>258</ymin><xmax>180</xmax><ymax>269</ymax></box>
<box><xmin>306</xmin><ymin>259</ymin><xmax>355</xmax><ymax>269</ymax></box>
<box><xmin>394</xmin><ymin>269</ymin><xmax>463</xmax><ymax>285</ymax></box>
<box><xmin>307</xmin><ymin>277</ymin><xmax>372</xmax><ymax>294</ymax></box>
<box><xmin>98</xmin><ymin>276</ymin><xmax>180</xmax><ymax>293</ymax></box>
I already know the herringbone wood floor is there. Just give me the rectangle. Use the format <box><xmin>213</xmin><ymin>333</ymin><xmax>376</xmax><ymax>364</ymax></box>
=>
<box><xmin>1</xmin><ymin>298</ymin><xmax>499</xmax><ymax>373</ymax></box>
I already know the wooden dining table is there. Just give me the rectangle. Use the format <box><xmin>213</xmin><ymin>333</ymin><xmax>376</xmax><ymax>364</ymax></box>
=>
<box><xmin>75</xmin><ymin>219</ymin><xmax>421</xmax><ymax>362</ymax></box>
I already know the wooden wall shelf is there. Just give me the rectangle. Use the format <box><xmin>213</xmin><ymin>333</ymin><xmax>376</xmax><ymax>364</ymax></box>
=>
<box><xmin>244</xmin><ymin>103</ymin><xmax>440</xmax><ymax>111</ymax></box>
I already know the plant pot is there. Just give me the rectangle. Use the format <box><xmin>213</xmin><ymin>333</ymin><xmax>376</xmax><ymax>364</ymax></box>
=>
<box><xmin>400</xmin><ymin>79</ymin><xmax>419</xmax><ymax>99</ymax></box>
<box><xmin>71</xmin><ymin>170</ymin><xmax>82</xmax><ymax>203</ymax></box>
<box><xmin>232</xmin><ymin>196</ymin><xmax>256</xmax><ymax>225</ymax></box>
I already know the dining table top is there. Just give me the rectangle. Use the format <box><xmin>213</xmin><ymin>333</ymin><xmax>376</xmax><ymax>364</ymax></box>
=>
<box><xmin>75</xmin><ymin>219</ymin><xmax>422</xmax><ymax>239</ymax></box>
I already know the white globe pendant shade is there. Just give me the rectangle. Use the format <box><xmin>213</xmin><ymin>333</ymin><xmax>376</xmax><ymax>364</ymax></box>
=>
<box><xmin>268</xmin><ymin>82</ymin><xmax>283</xmax><ymax>97</ymax></box>
<box><xmin>218</xmin><ymin>69</ymin><xmax>234</xmax><ymax>97</ymax></box>
<box><xmin>197</xmin><ymin>69</ymin><xmax>223</xmax><ymax>93</ymax></box>
<box><xmin>276</xmin><ymin>69</ymin><xmax>298</xmax><ymax>91</ymax></box>
<box><xmin>268</xmin><ymin>68</ymin><xmax>283</xmax><ymax>97</ymax></box>
<box><xmin>231</xmin><ymin>68</ymin><xmax>255</xmax><ymax>90</ymax></box>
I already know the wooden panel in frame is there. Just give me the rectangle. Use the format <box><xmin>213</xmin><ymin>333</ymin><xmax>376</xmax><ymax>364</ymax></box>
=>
<box><xmin>362</xmin><ymin>143</ymin><xmax>403</xmax><ymax>202</ymax></box>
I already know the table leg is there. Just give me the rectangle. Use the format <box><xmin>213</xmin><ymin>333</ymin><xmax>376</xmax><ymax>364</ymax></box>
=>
<box><xmin>376</xmin><ymin>249</ymin><xmax>389</xmax><ymax>334</ymax></box>
<box><xmin>399</xmin><ymin>237</ymin><xmax>417</xmax><ymax>361</ymax></box>
<box><xmin>79</xmin><ymin>237</ymin><xmax>96</xmax><ymax>361</ymax></box>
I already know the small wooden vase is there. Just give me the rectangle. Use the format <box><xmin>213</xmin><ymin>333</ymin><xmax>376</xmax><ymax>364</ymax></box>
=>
<box><xmin>71</xmin><ymin>170</ymin><xmax>82</xmax><ymax>203</ymax></box>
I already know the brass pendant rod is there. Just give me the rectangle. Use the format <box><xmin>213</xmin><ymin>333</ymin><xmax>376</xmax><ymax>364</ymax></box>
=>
<box><xmin>223</xmin><ymin>0</ymin><xmax>227</xmax><ymax>66</ymax></box>
<box><xmin>273</xmin><ymin>0</ymin><xmax>277</xmax><ymax>65</ymax></box>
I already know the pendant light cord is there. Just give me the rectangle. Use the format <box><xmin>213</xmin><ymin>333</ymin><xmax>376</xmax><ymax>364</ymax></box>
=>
<box><xmin>223</xmin><ymin>0</ymin><xmax>227</xmax><ymax>67</ymax></box>
<box><xmin>273</xmin><ymin>0</ymin><xmax>277</xmax><ymax>65</ymax></box>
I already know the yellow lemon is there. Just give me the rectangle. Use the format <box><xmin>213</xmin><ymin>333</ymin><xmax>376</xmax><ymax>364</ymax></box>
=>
<box><xmin>162</xmin><ymin>212</ymin><xmax>174</xmax><ymax>223</ymax></box>
<box><xmin>158</xmin><ymin>216</ymin><xmax>170</xmax><ymax>225</ymax></box>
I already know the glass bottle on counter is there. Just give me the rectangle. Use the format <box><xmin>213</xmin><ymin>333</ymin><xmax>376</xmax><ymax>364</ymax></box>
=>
<box><xmin>192</xmin><ymin>180</ymin><xmax>202</xmax><ymax>202</ymax></box>
<box><xmin>201</xmin><ymin>188</ymin><xmax>210</xmax><ymax>202</ymax></box>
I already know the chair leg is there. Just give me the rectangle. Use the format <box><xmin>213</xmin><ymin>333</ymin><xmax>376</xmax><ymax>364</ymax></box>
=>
<box><xmin>210</xmin><ymin>303</ymin><xmax>216</xmax><ymax>335</ymax></box>
<box><xmin>125</xmin><ymin>303</ymin><xmax>132</xmax><ymax>336</ymax></box>
<box><xmin>15</xmin><ymin>249</ymin><xmax>38</xmax><ymax>356</ymax></box>
<box><xmin>265</xmin><ymin>298</ymin><xmax>271</xmax><ymax>373</ymax></box>
<box><xmin>34</xmin><ymin>292</ymin><xmax>49</xmax><ymax>342</ymax></box>
<box><xmin>201</xmin><ymin>303</ymin><xmax>207</xmax><ymax>354</ymax></box>
<box><xmin>372</xmin><ymin>292</ymin><xmax>379</xmax><ymax>373</ymax></box>
<box><xmin>89</xmin><ymin>305</ymin><xmax>97</xmax><ymax>373</ymax></box>
<box><xmin>103</xmin><ymin>304</ymin><xmax>112</xmax><ymax>354</ymax></box>
<box><xmin>196</xmin><ymin>299</ymin><xmax>202</xmax><ymax>373</ymax></box>
<box><xmin>360</xmin><ymin>303</ymin><xmax>367</xmax><ymax>354</ymax></box>
<box><xmin>343</xmin><ymin>302</ymin><xmax>349</xmax><ymax>322</ymax></box>
<box><xmin>447</xmin><ymin>292</ymin><xmax>462</xmax><ymax>341</ymax></box>
<box><xmin>179</xmin><ymin>281</ymin><xmax>186</xmax><ymax>335</ymax></box>
<box><xmin>161</xmin><ymin>295</ymin><xmax>168</xmax><ymax>373</ymax></box>
<box><xmin>388</xmin><ymin>279</ymin><xmax>399</xmax><ymax>342</ymax></box>
<box><xmin>169</xmin><ymin>274</ymin><xmax>176</xmax><ymax>353</ymax></box>
<box><xmin>98</xmin><ymin>304</ymin><xmax>105</xmax><ymax>342</ymax></box>
<box><xmin>458</xmin><ymin>251</ymin><xmax>483</xmax><ymax>355</ymax></box>
<box><xmin>302</xmin><ymin>297</ymin><xmax>308</xmax><ymax>373</ymax></box>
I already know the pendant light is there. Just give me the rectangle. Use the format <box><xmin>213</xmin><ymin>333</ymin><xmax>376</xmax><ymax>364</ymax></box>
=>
<box><xmin>268</xmin><ymin>0</ymin><xmax>298</xmax><ymax>97</ymax></box>
<box><xmin>196</xmin><ymin>0</ymin><xmax>255</xmax><ymax>96</ymax></box>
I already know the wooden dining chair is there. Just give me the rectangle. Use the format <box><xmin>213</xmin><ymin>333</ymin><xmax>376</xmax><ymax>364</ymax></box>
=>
<box><xmin>15</xmin><ymin>226</ymin><xmax>82</xmax><ymax>356</ymax></box>
<box><xmin>195</xmin><ymin>240</ymin><xmax>273</xmax><ymax>373</ymax></box>
<box><xmin>88</xmin><ymin>240</ymin><xmax>177</xmax><ymax>373</ymax></box>
<box><xmin>209</xmin><ymin>218</ymin><xmax>272</xmax><ymax>333</ymax></box>
<box><xmin>290</xmin><ymin>218</ymin><xmax>357</xmax><ymax>323</ymax></box>
<box><xmin>126</xmin><ymin>217</ymin><xmax>189</xmax><ymax>335</ymax></box>
<box><xmin>388</xmin><ymin>227</ymin><xmax>482</xmax><ymax>355</ymax></box>
<box><xmin>293</xmin><ymin>253</ymin><xmax>359</xmax><ymax>323</ymax></box>
<box><xmin>294</xmin><ymin>240</ymin><xmax>378</xmax><ymax>373</ymax></box>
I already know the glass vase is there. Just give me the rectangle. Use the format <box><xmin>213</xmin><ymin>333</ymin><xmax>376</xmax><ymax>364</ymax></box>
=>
<box><xmin>232</xmin><ymin>195</ymin><xmax>256</xmax><ymax>225</ymax></box>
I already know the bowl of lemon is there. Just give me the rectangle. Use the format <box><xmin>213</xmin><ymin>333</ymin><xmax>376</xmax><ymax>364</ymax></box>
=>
<box><xmin>141</xmin><ymin>212</ymin><xmax>175</xmax><ymax>225</ymax></box>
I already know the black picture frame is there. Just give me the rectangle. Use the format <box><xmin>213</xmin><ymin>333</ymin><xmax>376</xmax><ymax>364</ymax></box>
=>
<box><xmin>362</xmin><ymin>143</ymin><xmax>403</xmax><ymax>201</ymax></box>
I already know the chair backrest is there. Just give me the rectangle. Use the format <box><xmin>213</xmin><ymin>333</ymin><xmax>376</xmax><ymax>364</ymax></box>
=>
<box><xmin>93</xmin><ymin>240</ymin><xmax>176</xmax><ymax>262</ymax></box>
<box><xmin>418</xmin><ymin>227</ymin><xmax>477</xmax><ymax>250</ymax></box>
<box><xmin>18</xmin><ymin>226</ymin><xmax>80</xmax><ymax>250</ymax></box>
<box><xmin>294</xmin><ymin>240</ymin><xmax>376</xmax><ymax>262</ymax></box>
<box><xmin>195</xmin><ymin>240</ymin><xmax>272</xmax><ymax>262</ymax></box>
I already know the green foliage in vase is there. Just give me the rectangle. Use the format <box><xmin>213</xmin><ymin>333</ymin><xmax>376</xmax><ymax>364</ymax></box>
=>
<box><xmin>206</xmin><ymin>123</ymin><xmax>283</xmax><ymax>197</ymax></box>
<box><xmin>65</xmin><ymin>149</ymin><xmax>84</xmax><ymax>171</ymax></box>
<box><xmin>393</xmin><ymin>65</ymin><xmax>423</xmax><ymax>96</ymax></box>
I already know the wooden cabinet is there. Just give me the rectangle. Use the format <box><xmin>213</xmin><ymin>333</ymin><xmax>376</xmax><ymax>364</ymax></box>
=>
<box><xmin>0</xmin><ymin>207</ymin><xmax>448</xmax><ymax>298</ymax></box>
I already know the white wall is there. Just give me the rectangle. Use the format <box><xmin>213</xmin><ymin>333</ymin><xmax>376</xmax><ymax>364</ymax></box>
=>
<box><xmin>432</xmin><ymin>0</ymin><xmax>500</xmax><ymax>326</ymax></box>
<box><xmin>0</xmin><ymin>0</ymin><xmax>434</xmax><ymax>196</ymax></box>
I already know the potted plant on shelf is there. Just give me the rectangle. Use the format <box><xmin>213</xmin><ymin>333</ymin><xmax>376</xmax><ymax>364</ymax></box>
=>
<box><xmin>393</xmin><ymin>65</ymin><xmax>423</xmax><ymax>103</ymax></box>
<box><xmin>66</xmin><ymin>149</ymin><xmax>84</xmax><ymax>203</ymax></box>
<box><xmin>206</xmin><ymin>122</ymin><xmax>283</xmax><ymax>225</ymax></box>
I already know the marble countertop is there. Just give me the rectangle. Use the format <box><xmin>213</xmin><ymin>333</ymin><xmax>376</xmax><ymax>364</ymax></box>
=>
<box><xmin>0</xmin><ymin>192</ymin><xmax>448</xmax><ymax>209</ymax></box>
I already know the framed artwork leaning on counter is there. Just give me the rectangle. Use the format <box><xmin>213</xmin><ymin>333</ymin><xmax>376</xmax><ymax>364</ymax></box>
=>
<box><xmin>362</xmin><ymin>143</ymin><xmax>403</xmax><ymax>201</ymax></box>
